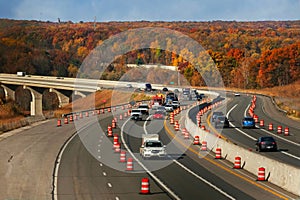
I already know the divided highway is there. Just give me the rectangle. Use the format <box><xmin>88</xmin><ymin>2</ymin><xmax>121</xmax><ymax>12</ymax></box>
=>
<box><xmin>1</xmin><ymin>89</ymin><xmax>299</xmax><ymax>199</ymax></box>
<box><xmin>193</xmin><ymin>93</ymin><xmax>300</xmax><ymax>167</ymax></box>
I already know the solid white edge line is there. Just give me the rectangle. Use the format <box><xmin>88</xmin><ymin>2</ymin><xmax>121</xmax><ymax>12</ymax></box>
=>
<box><xmin>228</xmin><ymin>103</ymin><xmax>300</xmax><ymax>161</ymax></box>
<box><xmin>173</xmin><ymin>160</ymin><xmax>236</xmax><ymax>200</ymax></box>
<box><xmin>258</xmin><ymin>127</ymin><xmax>300</xmax><ymax>147</ymax></box>
<box><xmin>53</xmin><ymin>131</ymin><xmax>78</xmax><ymax>200</ymax></box>
<box><xmin>280</xmin><ymin>151</ymin><xmax>300</xmax><ymax>161</ymax></box>
<box><xmin>121</xmin><ymin>117</ymin><xmax>181</xmax><ymax>200</ymax></box>
<box><xmin>53</xmin><ymin>119</ymin><xmax>100</xmax><ymax>200</ymax></box>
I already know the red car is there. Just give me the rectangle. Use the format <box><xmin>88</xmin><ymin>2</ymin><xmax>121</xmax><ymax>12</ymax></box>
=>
<box><xmin>153</xmin><ymin>111</ymin><xmax>165</xmax><ymax>119</ymax></box>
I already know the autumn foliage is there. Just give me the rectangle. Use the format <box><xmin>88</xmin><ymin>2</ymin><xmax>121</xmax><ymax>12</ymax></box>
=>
<box><xmin>0</xmin><ymin>19</ymin><xmax>299</xmax><ymax>89</ymax></box>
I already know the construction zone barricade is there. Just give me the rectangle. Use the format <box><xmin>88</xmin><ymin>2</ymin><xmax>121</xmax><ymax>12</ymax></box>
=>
<box><xmin>64</xmin><ymin>117</ymin><xmax>68</xmax><ymax>124</ymax></box>
<box><xmin>120</xmin><ymin>151</ymin><xmax>126</xmax><ymax>163</ymax></box>
<box><xmin>233</xmin><ymin>156</ymin><xmax>241</xmax><ymax>169</ymax></box>
<box><xmin>57</xmin><ymin>119</ymin><xmax>61</xmax><ymax>127</ymax></box>
<box><xmin>259</xmin><ymin>119</ymin><xmax>264</xmax><ymax>127</ymax></box>
<box><xmin>126</xmin><ymin>158</ymin><xmax>134</xmax><ymax>171</ymax></box>
<box><xmin>201</xmin><ymin>141</ymin><xmax>207</xmax><ymax>151</ymax></box>
<box><xmin>215</xmin><ymin>148</ymin><xmax>221</xmax><ymax>159</ymax></box>
<box><xmin>284</xmin><ymin>127</ymin><xmax>289</xmax><ymax>136</ymax></box>
<box><xmin>140</xmin><ymin>178</ymin><xmax>150</xmax><ymax>194</ymax></box>
<box><xmin>193</xmin><ymin>135</ymin><xmax>200</xmax><ymax>145</ymax></box>
<box><xmin>257</xmin><ymin>167</ymin><xmax>266</xmax><ymax>181</ymax></box>
<box><xmin>268</xmin><ymin>123</ymin><xmax>273</xmax><ymax>131</ymax></box>
<box><xmin>277</xmin><ymin>125</ymin><xmax>282</xmax><ymax>134</ymax></box>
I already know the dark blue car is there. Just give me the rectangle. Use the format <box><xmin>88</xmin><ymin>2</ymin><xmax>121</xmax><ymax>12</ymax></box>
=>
<box><xmin>242</xmin><ymin>117</ymin><xmax>255</xmax><ymax>128</ymax></box>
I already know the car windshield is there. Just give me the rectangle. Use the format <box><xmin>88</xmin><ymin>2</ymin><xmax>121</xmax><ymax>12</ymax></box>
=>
<box><xmin>217</xmin><ymin>116</ymin><xmax>225</xmax><ymax>121</ymax></box>
<box><xmin>244</xmin><ymin>117</ymin><xmax>254</xmax><ymax>121</ymax></box>
<box><xmin>261</xmin><ymin>137</ymin><xmax>275</xmax><ymax>142</ymax></box>
<box><xmin>145</xmin><ymin>141</ymin><xmax>163</xmax><ymax>147</ymax></box>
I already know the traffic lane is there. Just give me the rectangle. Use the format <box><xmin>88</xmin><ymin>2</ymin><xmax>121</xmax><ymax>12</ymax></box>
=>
<box><xmin>0</xmin><ymin>119</ymin><xmax>76</xmax><ymax>200</ymax></box>
<box><xmin>228</xmin><ymin>94</ymin><xmax>300</xmax><ymax>144</ymax></box>
<box><xmin>124</xmin><ymin>119</ymin><xmax>236</xmax><ymax>200</ymax></box>
<box><xmin>57</xmin><ymin>115</ymin><xmax>170</xmax><ymax>200</ymax></box>
<box><xmin>211</xmin><ymin>98</ymin><xmax>300</xmax><ymax>167</ymax></box>
<box><xmin>254</xmin><ymin>96</ymin><xmax>300</xmax><ymax>143</ymax></box>
<box><xmin>223</xmin><ymin>97</ymin><xmax>300</xmax><ymax>157</ymax></box>
<box><xmin>258</xmin><ymin>95</ymin><xmax>300</xmax><ymax>130</ymax></box>
<box><xmin>162</xmin><ymin>121</ymin><xmax>292</xmax><ymax>200</ymax></box>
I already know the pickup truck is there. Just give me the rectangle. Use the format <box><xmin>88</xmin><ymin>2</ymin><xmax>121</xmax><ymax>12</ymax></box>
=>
<box><xmin>140</xmin><ymin>134</ymin><xmax>166</xmax><ymax>158</ymax></box>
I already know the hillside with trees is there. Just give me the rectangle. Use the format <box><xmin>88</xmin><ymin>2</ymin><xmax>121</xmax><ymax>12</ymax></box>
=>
<box><xmin>0</xmin><ymin>19</ymin><xmax>299</xmax><ymax>89</ymax></box>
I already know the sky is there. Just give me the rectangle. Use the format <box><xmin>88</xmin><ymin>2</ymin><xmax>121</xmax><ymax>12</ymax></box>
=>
<box><xmin>0</xmin><ymin>0</ymin><xmax>299</xmax><ymax>22</ymax></box>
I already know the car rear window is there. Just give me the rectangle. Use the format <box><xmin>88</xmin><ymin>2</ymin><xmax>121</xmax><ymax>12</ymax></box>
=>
<box><xmin>145</xmin><ymin>141</ymin><xmax>162</xmax><ymax>147</ymax></box>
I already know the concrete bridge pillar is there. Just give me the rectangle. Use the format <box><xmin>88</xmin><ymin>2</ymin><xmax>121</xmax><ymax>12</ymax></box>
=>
<box><xmin>1</xmin><ymin>84</ymin><xmax>15</xmax><ymax>101</ymax></box>
<box><xmin>23</xmin><ymin>85</ymin><xmax>43</xmax><ymax>116</ymax></box>
<box><xmin>49</xmin><ymin>88</ymin><xmax>70</xmax><ymax>108</ymax></box>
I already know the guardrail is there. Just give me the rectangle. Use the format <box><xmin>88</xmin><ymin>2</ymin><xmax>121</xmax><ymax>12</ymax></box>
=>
<box><xmin>185</xmin><ymin>95</ymin><xmax>300</xmax><ymax>196</ymax></box>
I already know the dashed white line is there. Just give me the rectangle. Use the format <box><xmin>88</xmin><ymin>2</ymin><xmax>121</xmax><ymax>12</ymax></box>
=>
<box><xmin>108</xmin><ymin>183</ymin><xmax>112</xmax><ymax>188</ymax></box>
<box><xmin>103</xmin><ymin>172</ymin><xmax>107</xmax><ymax>176</ymax></box>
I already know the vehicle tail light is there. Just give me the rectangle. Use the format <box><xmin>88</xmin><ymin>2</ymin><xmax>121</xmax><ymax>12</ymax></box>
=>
<box><xmin>260</xmin><ymin>142</ymin><xmax>266</xmax><ymax>144</ymax></box>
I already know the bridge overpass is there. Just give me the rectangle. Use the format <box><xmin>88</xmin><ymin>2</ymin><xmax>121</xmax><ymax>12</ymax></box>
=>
<box><xmin>0</xmin><ymin>73</ymin><xmax>130</xmax><ymax>116</ymax></box>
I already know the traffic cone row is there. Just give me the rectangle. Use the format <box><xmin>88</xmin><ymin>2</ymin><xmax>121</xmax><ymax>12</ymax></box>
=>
<box><xmin>248</xmin><ymin>95</ymin><xmax>290</xmax><ymax>136</ymax></box>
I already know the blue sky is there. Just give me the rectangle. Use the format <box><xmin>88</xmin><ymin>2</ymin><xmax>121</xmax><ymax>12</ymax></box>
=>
<box><xmin>0</xmin><ymin>0</ymin><xmax>299</xmax><ymax>22</ymax></box>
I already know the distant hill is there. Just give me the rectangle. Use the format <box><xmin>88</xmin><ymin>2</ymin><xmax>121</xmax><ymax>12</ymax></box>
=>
<box><xmin>0</xmin><ymin>19</ymin><xmax>299</xmax><ymax>88</ymax></box>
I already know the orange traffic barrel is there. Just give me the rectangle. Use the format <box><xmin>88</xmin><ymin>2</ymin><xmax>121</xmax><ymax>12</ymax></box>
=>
<box><xmin>257</xmin><ymin>167</ymin><xmax>265</xmax><ymax>181</ymax></box>
<box><xmin>140</xmin><ymin>178</ymin><xmax>150</xmax><ymax>194</ymax></box>
<box><xmin>215</xmin><ymin>148</ymin><xmax>221</xmax><ymax>159</ymax></box>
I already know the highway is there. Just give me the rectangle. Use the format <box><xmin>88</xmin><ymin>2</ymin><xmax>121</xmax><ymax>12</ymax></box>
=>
<box><xmin>55</xmin><ymin>98</ymin><xmax>297</xmax><ymax>199</ymax></box>
<box><xmin>188</xmin><ymin>93</ymin><xmax>300</xmax><ymax>167</ymax></box>
<box><xmin>1</xmin><ymin>88</ymin><xmax>299</xmax><ymax>199</ymax></box>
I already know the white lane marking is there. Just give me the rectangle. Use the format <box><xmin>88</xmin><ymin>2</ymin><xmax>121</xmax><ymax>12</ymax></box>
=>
<box><xmin>121</xmin><ymin>118</ymin><xmax>181</xmax><ymax>200</ymax></box>
<box><xmin>99</xmin><ymin>163</ymin><xmax>103</xmax><ymax>167</ymax></box>
<box><xmin>227</xmin><ymin>104</ymin><xmax>256</xmax><ymax>141</ymax></box>
<box><xmin>98</xmin><ymin>149</ymin><xmax>101</xmax><ymax>152</ymax></box>
<box><xmin>228</xmin><ymin>103</ymin><xmax>300</xmax><ymax>161</ymax></box>
<box><xmin>53</xmin><ymin>131</ymin><xmax>78</xmax><ymax>200</ymax></box>
<box><xmin>115</xmin><ymin>197</ymin><xmax>120</xmax><ymax>200</ymax></box>
<box><xmin>244</xmin><ymin>103</ymin><xmax>251</xmax><ymax>117</ymax></box>
<box><xmin>280</xmin><ymin>151</ymin><xmax>300</xmax><ymax>161</ymax></box>
<box><xmin>144</xmin><ymin>110</ymin><xmax>236</xmax><ymax>200</ymax></box>
<box><xmin>174</xmin><ymin>160</ymin><xmax>236</xmax><ymax>200</ymax></box>
<box><xmin>258</xmin><ymin>127</ymin><xmax>300</xmax><ymax>147</ymax></box>
<box><xmin>108</xmin><ymin>183</ymin><xmax>112</xmax><ymax>188</ymax></box>
<box><xmin>103</xmin><ymin>172</ymin><xmax>107</xmax><ymax>176</ymax></box>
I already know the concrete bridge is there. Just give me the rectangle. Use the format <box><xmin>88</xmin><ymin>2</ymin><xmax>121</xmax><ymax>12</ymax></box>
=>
<box><xmin>0</xmin><ymin>73</ymin><xmax>125</xmax><ymax>116</ymax></box>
